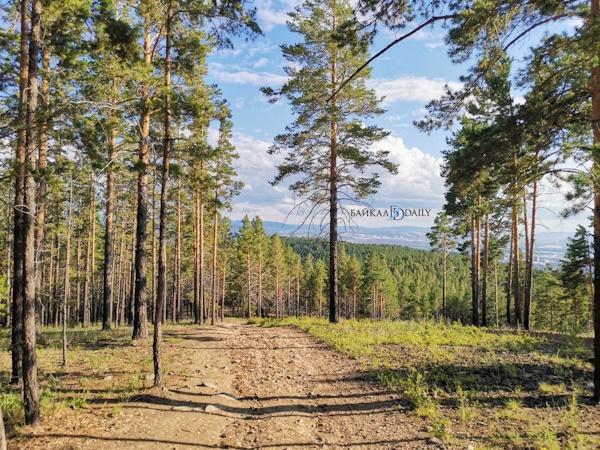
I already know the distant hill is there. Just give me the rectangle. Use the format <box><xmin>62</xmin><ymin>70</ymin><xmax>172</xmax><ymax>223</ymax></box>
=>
<box><xmin>231</xmin><ymin>220</ymin><xmax>572</xmax><ymax>265</ymax></box>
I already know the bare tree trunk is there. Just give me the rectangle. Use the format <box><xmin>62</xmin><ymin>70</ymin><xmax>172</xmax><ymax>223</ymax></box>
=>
<box><xmin>128</xmin><ymin>196</ymin><xmax>137</xmax><ymax>325</ymax></box>
<box><xmin>512</xmin><ymin>202</ymin><xmax>522</xmax><ymax>327</ymax></box>
<box><xmin>494</xmin><ymin>259</ymin><xmax>499</xmax><ymax>328</ymax></box>
<box><xmin>481</xmin><ymin>212</ymin><xmax>489</xmax><ymax>327</ymax></box>
<box><xmin>470</xmin><ymin>215</ymin><xmax>479</xmax><ymax>326</ymax></box>
<box><xmin>200</xmin><ymin>185</ymin><xmax>205</xmax><ymax>323</ymax></box>
<box><xmin>34</xmin><ymin>39</ymin><xmax>50</xmax><ymax>334</ymax></box>
<box><xmin>211</xmin><ymin>193</ymin><xmax>218</xmax><ymax>326</ymax></box>
<box><xmin>154</xmin><ymin>3</ymin><xmax>172</xmax><ymax>386</ymax></box>
<box><xmin>506</xmin><ymin>229</ymin><xmax>513</xmax><ymax>326</ymax></box>
<box><xmin>257</xmin><ymin>236</ymin><xmax>262</xmax><ymax>318</ymax></box>
<box><xmin>90</xmin><ymin>175</ymin><xmax>96</xmax><ymax>324</ymax></box>
<box><xmin>591</xmin><ymin>0</ymin><xmax>600</xmax><ymax>402</ymax></box>
<box><xmin>75</xmin><ymin>219</ymin><xmax>82</xmax><ymax>325</ymax></box>
<box><xmin>83</xmin><ymin>184</ymin><xmax>92</xmax><ymax>326</ymax></box>
<box><xmin>11</xmin><ymin>0</ymin><xmax>29</xmax><ymax>386</ymax></box>
<box><xmin>194</xmin><ymin>189</ymin><xmax>200</xmax><ymax>323</ymax></box>
<box><xmin>174</xmin><ymin>176</ymin><xmax>181</xmax><ymax>322</ymax></box>
<box><xmin>22</xmin><ymin>0</ymin><xmax>42</xmax><ymax>425</ymax></box>
<box><xmin>132</xmin><ymin>24</ymin><xmax>152</xmax><ymax>340</ymax></box>
<box><xmin>116</xmin><ymin>218</ymin><xmax>126</xmax><ymax>326</ymax></box>
<box><xmin>63</xmin><ymin>179</ymin><xmax>73</xmax><ymax>366</ymax></box>
<box><xmin>103</xmin><ymin>122</ymin><xmax>117</xmax><ymax>330</ymax></box>
<box><xmin>151</xmin><ymin>162</ymin><xmax>157</xmax><ymax>324</ymax></box>
<box><xmin>524</xmin><ymin>156</ymin><xmax>538</xmax><ymax>331</ymax></box>
<box><xmin>329</xmin><ymin>13</ymin><xmax>339</xmax><ymax>324</ymax></box>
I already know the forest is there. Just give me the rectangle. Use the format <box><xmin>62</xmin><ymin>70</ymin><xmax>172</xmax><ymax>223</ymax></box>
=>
<box><xmin>1</xmin><ymin>0</ymin><xmax>600</xmax><ymax>447</ymax></box>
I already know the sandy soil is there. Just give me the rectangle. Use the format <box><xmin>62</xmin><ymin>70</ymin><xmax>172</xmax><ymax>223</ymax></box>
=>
<box><xmin>13</xmin><ymin>322</ymin><xmax>436</xmax><ymax>449</ymax></box>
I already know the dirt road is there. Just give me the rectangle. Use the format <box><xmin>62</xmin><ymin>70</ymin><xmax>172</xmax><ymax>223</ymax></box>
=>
<box><xmin>19</xmin><ymin>322</ymin><xmax>434</xmax><ymax>449</ymax></box>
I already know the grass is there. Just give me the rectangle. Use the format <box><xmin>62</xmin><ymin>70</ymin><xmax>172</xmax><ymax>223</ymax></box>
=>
<box><xmin>255</xmin><ymin>317</ymin><xmax>599</xmax><ymax>449</ymax></box>
<box><xmin>0</xmin><ymin>324</ymin><xmax>153</xmax><ymax>436</ymax></box>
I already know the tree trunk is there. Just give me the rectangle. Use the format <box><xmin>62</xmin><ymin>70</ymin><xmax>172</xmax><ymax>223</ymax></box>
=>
<box><xmin>506</xmin><ymin>228</ymin><xmax>513</xmax><ymax>326</ymax></box>
<box><xmin>154</xmin><ymin>3</ymin><xmax>172</xmax><ymax>387</ymax></box>
<box><xmin>329</xmin><ymin>9</ymin><xmax>339</xmax><ymax>324</ymax></box>
<box><xmin>175</xmin><ymin>176</ymin><xmax>181</xmax><ymax>322</ymax></box>
<box><xmin>90</xmin><ymin>175</ymin><xmax>96</xmax><ymax>324</ymax></box>
<box><xmin>200</xmin><ymin>185</ymin><xmax>205</xmax><ymax>323</ymax></box>
<box><xmin>257</xmin><ymin>237</ymin><xmax>262</xmax><ymax>319</ymax></box>
<box><xmin>481</xmin><ymin>212</ymin><xmax>489</xmax><ymax>327</ymax></box>
<box><xmin>211</xmin><ymin>192</ymin><xmax>218</xmax><ymax>326</ymax></box>
<box><xmin>11</xmin><ymin>0</ymin><xmax>29</xmax><ymax>386</ymax></box>
<box><xmin>591</xmin><ymin>0</ymin><xmax>600</xmax><ymax>402</ymax></box>
<box><xmin>132</xmin><ymin>24</ymin><xmax>152</xmax><ymax>340</ymax></box>
<box><xmin>34</xmin><ymin>39</ymin><xmax>50</xmax><ymax>334</ymax></box>
<box><xmin>442</xmin><ymin>234</ymin><xmax>447</xmax><ymax>320</ymax></box>
<box><xmin>470</xmin><ymin>214</ymin><xmax>479</xmax><ymax>326</ymax></box>
<box><xmin>83</xmin><ymin>183</ymin><xmax>92</xmax><ymax>326</ymax></box>
<box><xmin>102</xmin><ymin>123</ymin><xmax>117</xmax><ymax>330</ymax></box>
<box><xmin>63</xmin><ymin>179</ymin><xmax>73</xmax><ymax>366</ymax></box>
<box><xmin>194</xmin><ymin>189</ymin><xmax>200</xmax><ymax>323</ymax></box>
<box><xmin>22</xmin><ymin>0</ymin><xmax>42</xmax><ymax>426</ymax></box>
<box><xmin>512</xmin><ymin>202</ymin><xmax>522</xmax><ymax>326</ymax></box>
<box><xmin>523</xmin><ymin>156</ymin><xmax>538</xmax><ymax>331</ymax></box>
<box><xmin>494</xmin><ymin>259</ymin><xmax>499</xmax><ymax>328</ymax></box>
<box><xmin>128</xmin><ymin>196</ymin><xmax>137</xmax><ymax>325</ymax></box>
<box><xmin>151</xmin><ymin>162</ymin><xmax>157</xmax><ymax>324</ymax></box>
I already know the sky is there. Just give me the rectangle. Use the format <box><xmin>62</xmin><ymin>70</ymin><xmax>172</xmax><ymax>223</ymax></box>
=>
<box><xmin>204</xmin><ymin>0</ymin><xmax>587</xmax><ymax>234</ymax></box>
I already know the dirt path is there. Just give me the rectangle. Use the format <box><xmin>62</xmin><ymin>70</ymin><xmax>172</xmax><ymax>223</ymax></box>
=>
<box><xmin>18</xmin><ymin>322</ymin><xmax>434</xmax><ymax>449</ymax></box>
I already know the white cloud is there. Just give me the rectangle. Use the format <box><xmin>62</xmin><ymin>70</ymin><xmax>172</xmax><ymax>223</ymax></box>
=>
<box><xmin>229</xmin><ymin>131</ymin><xmax>445</xmax><ymax>228</ymax></box>
<box><xmin>208</xmin><ymin>63</ymin><xmax>288</xmax><ymax>86</ymax></box>
<box><xmin>374</xmin><ymin>136</ymin><xmax>445</xmax><ymax>203</ymax></box>
<box><xmin>254</xmin><ymin>0</ymin><xmax>302</xmax><ymax>32</ymax></box>
<box><xmin>253</xmin><ymin>57</ymin><xmax>270</xmax><ymax>68</ymax></box>
<box><xmin>367</xmin><ymin>76</ymin><xmax>463</xmax><ymax>104</ymax></box>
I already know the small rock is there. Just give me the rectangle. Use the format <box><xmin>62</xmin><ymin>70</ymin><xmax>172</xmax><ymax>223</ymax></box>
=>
<box><xmin>467</xmin><ymin>445</ymin><xmax>475</xmax><ymax>450</ymax></box>
<box><xmin>104</xmin><ymin>375</ymin><xmax>113</xmax><ymax>381</ymax></box>
<box><xmin>204</xmin><ymin>404</ymin><xmax>220</xmax><ymax>413</ymax></box>
<box><xmin>145</xmin><ymin>373</ymin><xmax>155</xmax><ymax>381</ymax></box>
<box><xmin>426</xmin><ymin>437</ymin><xmax>444</xmax><ymax>447</ymax></box>
<box><xmin>586</xmin><ymin>382</ymin><xmax>595</xmax><ymax>390</ymax></box>
<box><xmin>219</xmin><ymin>393</ymin><xmax>238</xmax><ymax>401</ymax></box>
<box><xmin>200</xmin><ymin>381</ymin><xmax>217</xmax><ymax>389</ymax></box>
<box><xmin>168</xmin><ymin>371</ymin><xmax>175</xmax><ymax>375</ymax></box>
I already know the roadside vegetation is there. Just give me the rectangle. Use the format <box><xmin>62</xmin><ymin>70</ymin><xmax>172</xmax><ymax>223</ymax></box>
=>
<box><xmin>256</xmin><ymin>317</ymin><xmax>599</xmax><ymax>449</ymax></box>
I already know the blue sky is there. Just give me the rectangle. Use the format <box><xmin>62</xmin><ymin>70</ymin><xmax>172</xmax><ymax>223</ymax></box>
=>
<box><xmin>204</xmin><ymin>0</ymin><xmax>586</xmax><ymax>233</ymax></box>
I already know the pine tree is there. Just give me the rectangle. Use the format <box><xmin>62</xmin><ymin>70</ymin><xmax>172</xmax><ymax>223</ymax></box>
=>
<box><xmin>263</xmin><ymin>0</ymin><xmax>397</xmax><ymax>323</ymax></box>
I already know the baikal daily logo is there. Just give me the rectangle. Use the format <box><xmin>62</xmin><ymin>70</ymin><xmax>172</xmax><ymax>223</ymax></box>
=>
<box><xmin>349</xmin><ymin>206</ymin><xmax>432</xmax><ymax>221</ymax></box>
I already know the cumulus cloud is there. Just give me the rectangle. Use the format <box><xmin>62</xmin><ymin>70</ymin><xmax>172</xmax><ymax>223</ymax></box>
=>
<box><xmin>367</xmin><ymin>76</ymin><xmax>463</xmax><ymax>104</ymax></box>
<box><xmin>228</xmin><ymin>130</ymin><xmax>445</xmax><ymax>228</ymax></box>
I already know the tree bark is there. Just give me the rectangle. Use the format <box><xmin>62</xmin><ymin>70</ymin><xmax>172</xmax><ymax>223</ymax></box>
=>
<box><xmin>34</xmin><ymin>38</ymin><xmax>50</xmax><ymax>333</ymax></box>
<box><xmin>211</xmin><ymin>188</ymin><xmax>218</xmax><ymax>326</ymax></box>
<box><xmin>63</xmin><ymin>178</ymin><xmax>73</xmax><ymax>366</ymax></box>
<box><xmin>22</xmin><ymin>0</ymin><xmax>42</xmax><ymax>426</ymax></box>
<box><xmin>481</xmin><ymin>212</ymin><xmax>489</xmax><ymax>327</ymax></box>
<box><xmin>329</xmin><ymin>5</ymin><xmax>339</xmax><ymax>324</ymax></box>
<box><xmin>523</xmin><ymin>154</ymin><xmax>538</xmax><ymax>331</ymax></box>
<box><xmin>154</xmin><ymin>1</ymin><xmax>172</xmax><ymax>387</ymax></box>
<box><xmin>132</xmin><ymin>23</ymin><xmax>152</xmax><ymax>341</ymax></box>
<box><xmin>102</xmin><ymin>122</ymin><xmax>117</xmax><ymax>330</ymax></box>
<box><xmin>590</xmin><ymin>0</ymin><xmax>600</xmax><ymax>402</ymax></box>
<box><xmin>11</xmin><ymin>0</ymin><xmax>29</xmax><ymax>386</ymax></box>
